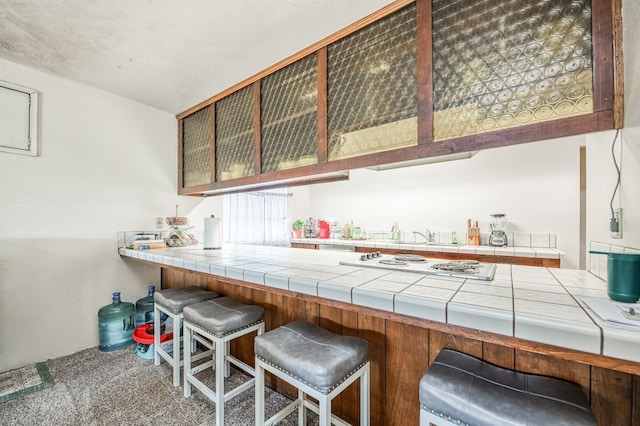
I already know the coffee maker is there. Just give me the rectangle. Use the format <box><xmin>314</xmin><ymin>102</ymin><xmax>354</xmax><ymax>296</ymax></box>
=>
<box><xmin>489</xmin><ymin>214</ymin><xmax>509</xmax><ymax>247</ymax></box>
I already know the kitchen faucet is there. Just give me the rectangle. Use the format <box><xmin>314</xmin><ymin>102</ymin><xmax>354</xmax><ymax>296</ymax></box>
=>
<box><xmin>413</xmin><ymin>229</ymin><xmax>435</xmax><ymax>243</ymax></box>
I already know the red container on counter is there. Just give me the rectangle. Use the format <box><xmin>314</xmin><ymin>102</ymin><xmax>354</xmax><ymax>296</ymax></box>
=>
<box><xmin>318</xmin><ymin>220</ymin><xmax>330</xmax><ymax>239</ymax></box>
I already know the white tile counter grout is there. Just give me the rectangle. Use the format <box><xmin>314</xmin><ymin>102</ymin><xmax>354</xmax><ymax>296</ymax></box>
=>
<box><xmin>119</xmin><ymin>243</ymin><xmax>640</xmax><ymax>363</ymax></box>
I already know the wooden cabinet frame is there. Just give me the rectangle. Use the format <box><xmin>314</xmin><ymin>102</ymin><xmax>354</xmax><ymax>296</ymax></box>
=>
<box><xmin>177</xmin><ymin>0</ymin><xmax>623</xmax><ymax>196</ymax></box>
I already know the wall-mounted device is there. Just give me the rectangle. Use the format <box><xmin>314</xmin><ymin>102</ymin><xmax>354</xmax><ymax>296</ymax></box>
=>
<box><xmin>611</xmin><ymin>208</ymin><xmax>622</xmax><ymax>239</ymax></box>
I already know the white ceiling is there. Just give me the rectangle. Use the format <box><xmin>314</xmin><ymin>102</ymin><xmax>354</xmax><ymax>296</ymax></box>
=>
<box><xmin>0</xmin><ymin>0</ymin><xmax>393</xmax><ymax>114</ymax></box>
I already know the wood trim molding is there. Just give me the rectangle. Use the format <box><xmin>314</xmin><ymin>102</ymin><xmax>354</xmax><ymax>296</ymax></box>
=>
<box><xmin>177</xmin><ymin>118</ymin><xmax>185</xmax><ymax>195</ymax></box>
<box><xmin>253</xmin><ymin>81</ymin><xmax>262</xmax><ymax>175</ymax></box>
<box><xmin>591</xmin><ymin>0</ymin><xmax>616</xmax><ymax>113</ymax></box>
<box><xmin>416</xmin><ymin>0</ymin><xmax>432</xmax><ymax>146</ymax></box>
<box><xmin>611</xmin><ymin>0</ymin><xmax>625</xmax><ymax>128</ymax></box>
<box><xmin>317</xmin><ymin>47</ymin><xmax>328</xmax><ymax>163</ymax></box>
<box><xmin>209</xmin><ymin>104</ymin><xmax>216</xmax><ymax>183</ymax></box>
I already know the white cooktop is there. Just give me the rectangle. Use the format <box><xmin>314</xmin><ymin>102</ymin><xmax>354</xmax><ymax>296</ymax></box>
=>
<box><xmin>339</xmin><ymin>253</ymin><xmax>497</xmax><ymax>281</ymax></box>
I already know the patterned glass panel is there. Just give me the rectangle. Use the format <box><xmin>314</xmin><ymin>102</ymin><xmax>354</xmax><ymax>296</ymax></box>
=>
<box><xmin>327</xmin><ymin>4</ymin><xmax>417</xmax><ymax>161</ymax></box>
<box><xmin>432</xmin><ymin>0</ymin><xmax>593</xmax><ymax>141</ymax></box>
<box><xmin>216</xmin><ymin>86</ymin><xmax>255</xmax><ymax>181</ymax></box>
<box><xmin>182</xmin><ymin>106</ymin><xmax>211</xmax><ymax>187</ymax></box>
<box><xmin>261</xmin><ymin>54</ymin><xmax>318</xmax><ymax>173</ymax></box>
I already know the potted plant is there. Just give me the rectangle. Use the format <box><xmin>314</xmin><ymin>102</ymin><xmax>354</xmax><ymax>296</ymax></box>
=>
<box><xmin>292</xmin><ymin>219</ymin><xmax>304</xmax><ymax>239</ymax></box>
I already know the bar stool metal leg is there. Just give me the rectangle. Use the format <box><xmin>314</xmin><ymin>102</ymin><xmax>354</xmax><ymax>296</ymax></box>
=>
<box><xmin>298</xmin><ymin>389</ymin><xmax>305</xmax><ymax>426</ymax></box>
<box><xmin>153</xmin><ymin>303</ymin><xmax>186</xmax><ymax>387</ymax></box>
<box><xmin>215</xmin><ymin>335</ymin><xmax>226</xmax><ymax>426</ymax></box>
<box><xmin>154</xmin><ymin>302</ymin><xmax>161</xmax><ymax>367</ymax></box>
<box><xmin>318</xmin><ymin>396</ymin><xmax>331</xmax><ymax>426</ymax></box>
<box><xmin>361</xmin><ymin>363</ymin><xmax>370</xmax><ymax>426</ymax></box>
<box><xmin>255</xmin><ymin>357</ymin><xmax>265</xmax><ymax>425</ymax></box>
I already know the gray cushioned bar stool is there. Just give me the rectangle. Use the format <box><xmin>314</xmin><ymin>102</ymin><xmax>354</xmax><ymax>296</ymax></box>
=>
<box><xmin>183</xmin><ymin>297</ymin><xmax>265</xmax><ymax>426</ymax></box>
<box><xmin>420</xmin><ymin>349</ymin><xmax>597</xmax><ymax>426</ymax></box>
<box><xmin>254</xmin><ymin>320</ymin><xmax>370</xmax><ymax>426</ymax></box>
<box><xmin>154</xmin><ymin>286</ymin><xmax>219</xmax><ymax>387</ymax></box>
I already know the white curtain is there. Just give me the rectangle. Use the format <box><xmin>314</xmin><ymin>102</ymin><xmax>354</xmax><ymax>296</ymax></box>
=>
<box><xmin>223</xmin><ymin>188</ymin><xmax>290</xmax><ymax>246</ymax></box>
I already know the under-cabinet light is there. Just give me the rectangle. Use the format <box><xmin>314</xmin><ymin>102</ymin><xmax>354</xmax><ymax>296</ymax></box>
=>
<box><xmin>366</xmin><ymin>151</ymin><xmax>476</xmax><ymax>171</ymax></box>
<box><xmin>200</xmin><ymin>171</ymin><xmax>349</xmax><ymax>196</ymax></box>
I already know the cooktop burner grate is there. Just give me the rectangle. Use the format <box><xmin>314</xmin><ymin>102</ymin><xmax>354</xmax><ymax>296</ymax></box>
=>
<box><xmin>430</xmin><ymin>260</ymin><xmax>481</xmax><ymax>272</ymax></box>
<box><xmin>379</xmin><ymin>259</ymin><xmax>408</xmax><ymax>266</ymax></box>
<box><xmin>393</xmin><ymin>254</ymin><xmax>428</xmax><ymax>262</ymax></box>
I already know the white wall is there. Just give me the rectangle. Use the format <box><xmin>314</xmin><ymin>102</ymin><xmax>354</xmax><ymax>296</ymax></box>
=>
<box><xmin>304</xmin><ymin>136</ymin><xmax>584</xmax><ymax>268</ymax></box>
<box><xmin>0</xmin><ymin>57</ymin><xmax>208</xmax><ymax>372</ymax></box>
<box><xmin>586</xmin><ymin>128</ymin><xmax>640</xmax><ymax>250</ymax></box>
<box><xmin>289</xmin><ymin>186</ymin><xmax>313</xmax><ymax>229</ymax></box>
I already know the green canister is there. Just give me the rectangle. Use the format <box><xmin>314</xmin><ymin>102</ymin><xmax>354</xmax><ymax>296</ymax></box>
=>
<box><xmin>590</xmin><ymin>251</ymin><xmax>640</xmax><ymax>303</ymax></box>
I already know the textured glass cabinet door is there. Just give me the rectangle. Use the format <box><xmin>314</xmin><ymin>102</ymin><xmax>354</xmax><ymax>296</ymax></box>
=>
<box><xmin>260</xmin><ymin>54</ymin><xmax>318</xmax><ymax>173</ymax></box>
<box><xmin>182</xmin><ymin>106</ymin><xmax>211</xmax><ymax>188</ymax></box>
<box><xmin>327</xmin><ymin>3</ymin><xmax>417</xmax><ymax>161</ymax></box>
<box><xmin>432</xmin><ymin>0</ymin><xmax>594</xmax><ymax>141</ymax></box>
<box><xmin>215</xmin><ymin>86</ymin><xmax>255</xmax><ymax>181</ymax></box>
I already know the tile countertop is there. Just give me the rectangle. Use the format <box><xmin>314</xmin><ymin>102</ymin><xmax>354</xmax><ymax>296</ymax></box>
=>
<box><xmin>290</xmin><ymin>238</ymin><xmax>564</xmax><ymax>259</ymax></box>
<box><xmin>119</xmin><ymin>244</ymin><xmax>639</xmax><ymax>364</ymax></box>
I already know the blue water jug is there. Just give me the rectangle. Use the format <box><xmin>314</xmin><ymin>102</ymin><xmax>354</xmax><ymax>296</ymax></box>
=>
<box><xmin>98</xmin><ymin>292</ymin><xmax>135</xmax><ymax>352</ymax></box>
<box><xmin>135</xmin><ymin>285</ymin><xmax>156</xmax><ymax>327</ymax></box>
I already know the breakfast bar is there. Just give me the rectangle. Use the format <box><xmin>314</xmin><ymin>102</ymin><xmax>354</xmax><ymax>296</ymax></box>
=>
<box><xmin>120</xmin><ymin>244</ymin><xmax>640</xmax><ymax>425</ymax></box>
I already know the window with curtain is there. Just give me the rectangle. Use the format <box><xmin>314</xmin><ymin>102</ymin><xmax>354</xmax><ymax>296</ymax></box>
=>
<box><xmin>222</xmin><ymin>188</ymin><xmax>290</xmax><ymax>246</ymax></box>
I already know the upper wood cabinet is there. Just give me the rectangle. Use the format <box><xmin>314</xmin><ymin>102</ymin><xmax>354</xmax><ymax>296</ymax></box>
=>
<box><xmin>177</xmin><ymin>0</ymin><xmax>622</xmax><ymax>196</ymax></box>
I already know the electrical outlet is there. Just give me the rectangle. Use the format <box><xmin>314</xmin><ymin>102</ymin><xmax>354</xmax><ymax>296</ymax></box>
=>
<box><xmin>156</xmin><ymin>217</ymin><xmax>164</xmax><ymax>229</ymax></box>
<box><xmin>611</xmin><ymin>208</ymin><xmax>622</xmax><ymax>239</ymax></box>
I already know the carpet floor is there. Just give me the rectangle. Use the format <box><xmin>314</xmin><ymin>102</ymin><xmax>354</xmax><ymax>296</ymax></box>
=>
<box><xmin>0</xmin><ymin>346</ymin><xmax>318</xmax><ymax>425</ymax></box>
